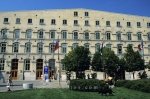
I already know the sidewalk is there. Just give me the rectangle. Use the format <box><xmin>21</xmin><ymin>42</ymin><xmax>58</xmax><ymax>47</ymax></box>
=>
<box><xmin>0</xmin><ymin>80</ymin><xmax>69</xmax><ymax>92</ymax></box>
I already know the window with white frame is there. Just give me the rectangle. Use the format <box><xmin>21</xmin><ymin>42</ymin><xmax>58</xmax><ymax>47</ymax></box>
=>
<box><xmin>147</xmin><ymin>22</ymin><xmax>150</xmax><ymax>28</ymax></box>
<box><xmin>84</xmin><ymin>43</ymin><xmax>89</xmax><ymax>50</ymax></box>
<box><xmin>39</xmin><ymin>19</ymin><xmax>44</xmax><ymax>24</ymax></box>
<box><xmin>85</xmin><ymin>32</ymin><xmax>89</xmax><ymax>40</ymax></box>
<box><xmin>72</xmin><ymin>43</ymin><xmax>78</xmax><ymax>49</ymax></box>
<box><xmin>117</xmin><ymin>44</ymin><xmax>122</xmax><ymax>54</ymax></box>
<box><xmin>117</xmin><ymin>21</ymin><xmax>121</xmax><ymax>27</ymax></box>
<box><xmin>85</xmin><ymin>20</ymin><xmax>89</xmax><ymax>26</ymax></box>
<box><xmin>147</xmin><ymin>32</ymin><xmax>150</xmax><ymax>41</ymax></box>
<box><xmin>38</xmin><ymin>30</ymin><xmax>44</xmax><ymax>39</ymax></box>
<box><xmin>116</xmin><ymin>32</ymin><xmax>121</xmax><ymax>41</ymax></box>
<box><xmin>61</xmin><ymin>43</ymin><xmax>67</xmax><ymax>54</ymax></box>
<box><xmin>62</xmin><ymin>31</ymin><xmax>67</xmax><ymax>39</ymax></box>
<box><xmin>1</xmin><ymin>29</ymin><xmax>7</xmax><ymax>38</ymax></box>
<box><xmin>25</xmin><ymin>42</ymin><xmax>31</xmax><ymax>53</ymax></box>
<box><xmin>37</xmin><ymin>43</ymin><xmax>43</xmax><ymax>53</ymax></box>
<box><xmin>127</xmin><ymin>22</ymin><xmax>131</xmax><ymax>27</ymax></box>
<box><xmin>16</xmin><ymin>18</ymin><xmax>20</xmax><ymax>24</ymax></box>
<box><xmin>51</xmin><ymin>19</ymin><xmax>56</xmax><ymax>25</ymax></box>
<box><xmin>95</xmin><ymin>32</ymin><xmax>100</xmax><ymax>39</ymax></box>
<box><xmin>14</xmin><ymin>29</ymin><xmax>20</xmax><ymax>39</ymax></box>
<box><xmin>73</xmin><ymin>31</ymin><xmax>78</xmax><ymax>40</ymax></box>
<box><xmin>24</xmin><ymin>59</ymin><xmax>30</xmax><ymax>70</ymax></box>
<box><xmin>106</xmin><ymin>32</ymin><xmax>111</xmax><ymax>40</ymax></box>
<box><xmin>106</xmin><ymin>21</ymin><xmax>110</xmax><ymax>26</ymax></box>
<box><xmin>96</xmin><ymin>21</ymin><xmax>100</xmax><ymax>26</ymax></box>
<box><xmin>137</xmin><ymin>22</ymin><xmax>141</xmax><ymax>27</ymax></box>
<box><xmin>137</xmin><ymin>32</ymin><xmax>142</xmax><ymax>41</ymax></box>
<box><xmin>4</xmin><ymin>18</ymin><xmax>9</xmax><ymax>23</ymax></box>
<box><xmin>13</xmin><ymin>42</ymin><xmax>19</xmax><ymax>53</ymax></box>
<box><xmin>0</xmin><ymin>42</ymin><xmax>6</xmax><ymax>53</ymax></box>
<box><xmin>148</xmin><ymin>45</ymin><xmax>150</xmax><ymax>54</ymax></box>
<box><xmin>74</xmin><ymin>20</ymin><xmax>78</xmax><ymax>26</ymax></box>
<box><xmin>127</xmin><ymin>32</ymin><xmax>132</xmax><ymax>40</ymax></box>
<box><xmin>63</xmin><ymin>20</ymin><xmax>67</xmax><ymax>25</ymax></box>
<box><xmin>95</xmin><ymin>43</ymin><xmax>100</xmax><ymax>52</ymax></box>
<box><xmin>28</xmin><ymin>19</ymin><xmax>32</xmax><ymax>24</ymax></box>
<box><xmin>50</xmin><ymin>31</ymin><xmax>55</xmax><ymax>39</ymax></box>
<box><xmin>0</xmin><ymin>59</ymin><xmax>5</xmax><ymax>70</ymax></box>
<box><xmin>49</xmin><ymin>43</ymin><xmax>55</xmax><ymax>53</ymax></box>
<box><xmin>74</xmin><ymin>11</ymin><xmax>78</xmax><ymax>17</ymax></box>
<box><xmin>85</xmin><ymin>12</ymin><xmax>89</xmax><ymax>17</ymax></box>
<box><xmin>106</xmin><ymin>44</ymin><xmax>111</xmax><ymax>50</ymax></box>
<box><xmin>26</xmin><ymin>29</ymin><xmax>32</xmax><ymax>39</ymax></box>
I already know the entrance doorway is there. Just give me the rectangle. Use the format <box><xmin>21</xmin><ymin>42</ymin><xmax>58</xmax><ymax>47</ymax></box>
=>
<box><xmin>36</xmin><ymin>59</ymin><xmax>43</xmax><ymax>79</ymax></box>
<box><xmin>11</xmin><ymin>59</ymin><xmax>18</xmax><ymax>80</ymax></box>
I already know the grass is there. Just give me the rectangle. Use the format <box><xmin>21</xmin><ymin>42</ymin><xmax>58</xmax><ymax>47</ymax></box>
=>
<box><xmin>0</xmin><ymin>87</ymin><xmax>150</xmax><ymax>99</ymax></box>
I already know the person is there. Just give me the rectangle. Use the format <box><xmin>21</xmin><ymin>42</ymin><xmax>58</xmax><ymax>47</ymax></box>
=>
<box><xmin>7</xmin><ymin>74</ymin><xmax>13</xmax><ymax>86</ymax></box>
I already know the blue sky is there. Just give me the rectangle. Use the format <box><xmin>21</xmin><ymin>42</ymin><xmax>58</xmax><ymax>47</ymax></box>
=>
<box><xmin>0</xmin><ymin>0</ymin><xmax>150</xmax><ymax>17</ymax></box>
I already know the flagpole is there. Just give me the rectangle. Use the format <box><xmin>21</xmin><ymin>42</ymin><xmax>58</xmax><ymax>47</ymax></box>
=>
<box><xmin>57</xmin><ymin>35</ymin><xmax>61</xmax><ymax>86</ymax></box>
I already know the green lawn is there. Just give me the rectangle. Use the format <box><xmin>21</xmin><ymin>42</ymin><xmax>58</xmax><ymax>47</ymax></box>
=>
<box><xmin>0</xmin><ymin>87</ymin><xmax>150</xmax><ymax>99</ymax></box>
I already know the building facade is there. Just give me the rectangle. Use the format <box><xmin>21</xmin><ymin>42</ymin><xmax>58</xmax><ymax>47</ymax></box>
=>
<box><xmin>0</xmin><ymin>9</ymin><xmax>150</xmax><ymax>80</ymax></box>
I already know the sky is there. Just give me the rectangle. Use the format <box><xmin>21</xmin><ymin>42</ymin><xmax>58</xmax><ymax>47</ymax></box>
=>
<box><xmin>0</xmin><ymin>0</ymin><xmax>150</xmax><ymax>17</ymax></box>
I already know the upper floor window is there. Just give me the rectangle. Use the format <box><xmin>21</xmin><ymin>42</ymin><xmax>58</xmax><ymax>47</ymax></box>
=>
<box><xmin>37</xmin><ymin>42</ymin><xmax>43</xmax><ymax>53</ymax></box>
<box><xmin>13</xmin><ymin>42</ymin><xmax>19</xmax><ymax>53</ymax></box>
<box><xmin>85</xmin><ymin>12</ymin><xmax>89</xmax><ymax>17</ymax></box>
<box><xmin>85</xmin><ymin>20</ymin><xmax>89</xmax><ymax>26</ymax></box>
<box><xmin>116</xmin><ymin>32</ymin><xmax>121</xmax><ymax>41</ymax></box>
<box><xmin>28</xmin><ymin>19</ymin><xmax>32</xmax><ymax>24</ymax></box>
<box><xmin>25</xmin><ymin>42</ymin><xmax>31</xmax><ymax>53</ymax></box>
<box><xmin>26</xmin><ymin>29</ymin><xmax>32</xmax><ymax>39</ymax></box>
<box><xmin>127</xmin><ymin>32</ymin><xmax>132</xmax><ymax>40</ymax></box>
<box><xmin>3</xmin><ymin>18</ymin><xmax>9</xmax><ymax>23</ymax></box>
<box><xmin>61</xmin><ymin>43</ymin><xmax>67</xmax><ymax>54</ymax></box>
<box><xmin>14</xmin><ymin>29</ymin><xmax>20</xmax><ymax>39</ymax></box>
<box><xmin>117</xmin><ymin>44</ymin><xmax>122</xmax><ymax>54</ymax></box>
<box><xmin>95</xmin><ymin>43</ymin><xmax>100</xmax><ymax>52</ymax></box>
<box><xmin>0</xmin><ymin>59</ymin><xmax>5</xmax><ymax>70</ymax></box>
<box><xmin>106</xmin><ymin>44</ymin><xmax>111</xmax><ymax>50</ymax></box>
<box><xmin>38</xmin><ymin>30</ymin><xmax>44</xmax><ymax>39</ymax></box>
<box><xmin>24</xmin><ymin>59</ymin><xmax>30</xmax><ymax>70</ymax></box>
<box><xmin>84</xmin><ymin>43</ymin><xmax>89</xmax><ymax>50</ymax></box>
<box><xmin>51</xmin><ymin>19</ymin><xmax>56</xmax><ymax>25</ymax></box>
<box><xmin>106</xmin><ymin>32</ymin><xmax>111</xmax><ymax>40</ymax></box>
<box><xmin>95</xmin><ymin>32</ymin><xmax>100</xmax><ymax>40</ymax></box>
<box><xmin>106</xmin><ymin>21</ymin><xmax>110</xmax><ymax>27</ymax></box>
<box><xmin>50</xmin><ymin>31</ymin><xmax>55</xmax><ymax>39</ymax></box>
<box><xmin>147</xmin><ymin>32</ymin><xmax>150</xmax><ymax>41</ymax></box>
<box><xmin>72</xmin><ymin>43</ymin><xmax>78</xmax><ymax>49</ymax></box>
<box><xmin>84</xmin><ymin>32</ymin><xmax>89</xmax><ymax>40</ymax></box>
<box><xmin>74</xmin><ymin>11</ymin><xmax>78</xmax><ymax>17</ymax></box>
<box><xmin>148</xmin><ymin>45</ymin><xmax>150</xmax><ymax>54</ymax></box>
<box><xmin>127</xmin><ymin>22</ymin><xmax>131</xmax><ymax>27</ymax></box>
<box><xmin>96</xmin><ymin>21</ymin><xmax>100</xmax><ymax>26</ymax></box>
<box><xmin>61</xmin><ymin>31</ymin><xmax>67</xmax><ymax>39</ymax></box>
<box><xmin>147</xmin><ymin>22</ymin><xmax>150</xmax><ymax>28</ymax></box>
<box><xmin>73</xmin><ymin>31</ymin><xmax>78</xmax><ymax>40</ymax></box>
<box><xmin>39</xmin><ymin>19</ymin><xmax>44</xmax><ymax>24</ymax></box>
<box><xmin>16</xmin><ymin>18</ymin><xmax>20</xmax><ymax>24</ymax></box>
<box><xmin>1</xmin><ymin>29</ymin><xmax>7</xmax><ymax>38</ymax></box>
<box><xmin>0</xmin><ymin>42</ymin><xmax>6</xmax><ymax>53</ymax></box>
<box><xmin>137</xmin><ymin>22</ymin><xmax>141</xmax><ymax>28</ymax></box>
<box><xmin>63</xmin><ymin>20</ymin><xmax>67</xmax><ymax>25</ymax></box>
<box><xmin>74</xmin><ymin>20</ymin><xmax>78</xmax><ymax>26</ymax></box>
<box><xmin>117</xmin><ymin>21</ymin><xmax>121</xmax><ymax>27</ymax></box>
<box><xmin>137</xmin><ymin>32</ymin><xmax>142</xmax><ymax>41</ymax></box>
<box><xmin>49</xmin><ymin>43</ymin><xmax>55</xmax><ymax>53</ymax></box>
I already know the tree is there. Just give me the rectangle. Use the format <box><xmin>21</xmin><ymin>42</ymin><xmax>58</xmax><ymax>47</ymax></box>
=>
<box><xmin>138</xmin><ymin>71</ymin><xmax>147</xmax><ymax>79</ymax></box>
<box><xmin>62</xmin><ymin>46</ymin><xmax>91</xmax><ymax>79</ymax></box>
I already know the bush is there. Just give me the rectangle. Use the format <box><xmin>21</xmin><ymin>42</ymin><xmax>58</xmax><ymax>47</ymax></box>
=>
<box><xmin>69</xmin><ymin>79</ymin><xmax>105</xmax><ymax>92</ymax></box>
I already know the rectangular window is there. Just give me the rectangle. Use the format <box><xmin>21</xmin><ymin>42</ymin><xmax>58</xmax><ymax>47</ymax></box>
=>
<box><xmin>38</xmin><ymin>31</ymin><xmax>44</xmax><ymax>39</ymax></box>
<box><xmin>117</xmin><ymin>44</ymin><xmax>122</xmax><ymax>54</ymax></box>
<box><xmin>0</xmin><ymin>59</ymin><xmax>5</xmax><ymax>70</ymax></box>
<box><xmin>28</xmin><ymin>19</ymin><xmax>32</xmax><ymax>24</ymax></box>
<box><xmin>85</xmin><ymin>32</ymin><xmax>89</xmax><ymax>40</ymax></box>
<box><xmin>137</xmin><ymin>32</ymin><xmax>142</xmax><ymax>41</ymax></box>
<box><xmin>73</xmin><ymin>32</ymin><xmax>78</xmax><ymax>40</ymax></box>
<box><xmin>84</xmin><ymin>43</ymin><xmax>89</xmax><ymax>50</ymax></box>
<box><xmin>95</xmin><ymin>32</ymin><xmax>100</xmax><ymax>39</ymax></box>
<box><xmin>50</xmin><ymin>31</ymin><xmax>55</xmax><ymax>39</ymax></box>
<box><xmin>63</xmin><ymin>20</ymin><xmax>67</xmax><ymax>25</ymax></box>
<box><xmin>13</xmin><ymin>43</ymin><xmax>19</xmax><ymax>53</ymax></box>
<box><xmin>16</xmin><ymin>18</ymin><xmax>20</xmax><ymax>24</ymax></box>
<box><xmin>106</xmin><ymin>21</ymin><xmax>110</xmax><ymax>27</ymax></box>
<box><xmin>127</xmin><ymin>32</ymin><xmax>132</xmax><ymax>40</ymax></box>
<box><xmin>74</xmin><ymin>11</ymin><xmax>78</xmax><ymax>17</ymax></box>
<box><xmin>106</xmin><ymin>44</ymin><xmax>111</xmax><ymax>50</ymax></box>
<box><xmin>37</xmin><ymin>43</ymin><xmax>43</xmax><ymax>53</ymax></box>
<box><xmin>25</xmin><ymin>42</ymin><xmax>31</xmax><ymax>53</ymax></box>
<box><xmin>96</xmin><ymin>21</ymin><xmax>100</xmax><ymax>26</ymax></box>
<box><xmin>51</xmin><ymin>19</ymin><xmax>56</xmax><ymax>25</ymax></box>
<box><xmin>148</xmin><ymin>45</ymin><xmax>150</xmax><ymax>54</ymax></box>
<box><xmin>4</xmin><ymin>18</ymin><xmax>9</xmax><ymax>23</ymax></box>
<box><xmin>137</xmin><ymin>22</ymin><xmax>141</xmax><ymax>27</ymax></box>
<box><xmin>14</xmin><ymin>29</ymin><xmax>20</xmax><ymax>39</ymax></box>
<box><xmin>148</xmin><ymin>33</ymin><xmax>150</xmax><ymax>41</ymax></box>
<box><xmin>24</xmin><ymin>59</ymin><xmax>30</xmax><ymax>70</ymax></box>
<box><xmin>85</xmin><ymin>20</ymin><xmax>89</xmax><ymax>26</ymax></box>
<box><xmin>147</xmin><ymin>22</ymin><xmax>150</xmax><ymax>28</ymax></box>
<box><xmin>106</xmin><ymin>32</ymin><xmax>111</xmax><ymax>40</ymax></box>
<box><xmin>39</xmin><ymin>19</ymin><xmax>44</xmax><ymax>24</ymax></box>
<box><xmin>127</xmin><ymin>22</ymin><xmax>131</xmax><ymax>27</ymax></box>
<box><xmin>117</xmin><ymin>21</ymin><xmax>121</xmax><ymax>27</ymax></box>
<box><xmin>49</xmin><ymin>44</ymin><xmax>55</xmax><ymax>53</ymax></box>
<box><xmin>1</xmin><ymin>29</ymin><xmax>7</xmax><ymax>39</ymax></box>
<box><xmin>62</xmin><ymin>31</ymin><xmax>67</xmax><ymax>39</ymax></box>
<box><xmin>26</xmin><ymin>29</ymin><xmax>32</xmax><ymax>39</ymax></box>
<box><xmin>61</xmin><ymin>44</ymin><xmax>67</xmax><ymax>54</ymax></box>
<box><xmin>85</xmin><ymin>12</ymin><xmax>89</xmax><ymax>17</ymax></box>
<box><xmin>95</xmin><ymin>43</ymin><xmax>100</xmax><ymax>52</ymax></box>
<box><xmin>116</xmin><ymin>33</ymin><xmax>121</xmax><ymax>41</ymax></box>
<box><xmin>0</xmin><ymin>43</ymin><xmax>6</xmax><ymax>53</ymax></box>
<box><xmin>74</xmin><ymin>20</ymin><xmax>78</xmax><ymax>26</ymax></box>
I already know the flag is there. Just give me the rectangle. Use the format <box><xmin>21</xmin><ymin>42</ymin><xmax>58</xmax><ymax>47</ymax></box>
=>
<box><xmin>138</xmin><ymin>40</ymin><xmax>144</xmax><ymax>51</ymax></box>
<box><xmin>53</xmin><ymin>40</ymin><xmax>59</xmax><ymax>51</ymax></box>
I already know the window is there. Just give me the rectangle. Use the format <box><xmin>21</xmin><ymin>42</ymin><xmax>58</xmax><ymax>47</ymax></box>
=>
<box><xmin>28</xmin><ymin>19</ymin><xmax>32</xmax><ymax>24</ymax></box>
<box><xmin>63</xmin><ymin>20</ymin><xmax>67</xmax><ymax>25</ymax></box>
<box><xmin>38</xmin><ymin>30</ymin><xmax>44</xmax><ymax>39</ymax></box>
<box><xmin>49</xmin><ymin>59</ymin><xmax>55</xmax><ymax>70</ymax></box>
<box><xmin>85</xmin><ymin>12</ymin><xmax>89</xmax><ymax>17</ymax></box>
<box><xmin>137</xmin><ymin>22</ymin><xmax>141</xmax><ymax>27</ymax></box>
<box><xmin>95</xmin><ymin>32</ymin><xmax>100</xmax><ymax>39</ymax></box>
<box><xmin>148</xmin><ymin>32</ymin><xmax>150</xmax><ymax>41</ymax></box>
<box><xmin>117</xmin><ymin>21</ymin><xmax>121</xmax><ymax>27</ymax></box>
<box><xmin>96</xmin><ymin>21</ymin><xmax>100</xmax><ymax>26</ymax></box>
<box><xmin>0</xmin><ymin>59</ymin><xmax>5</xmax><ymax>70</ymax></box>
<box><xmin>49</xmin><ymin>43</ymin><xmax>55</xmax><ymax>53</ymax></box>
<box><xmin>11</xmin><ymin>59</ymin><xmax>18</xmax><ymax>71</ymax></box>
<box><xmin>117</xmin><ymin>44</ymin><xmax>122</xmax><ymax>54</ymax></box>
<box><xmin>16</xmin><ymin>18</ymin><xmax>20</xmax><ymax>24</ymax></box>
<box><xmin>1</xmin><ymin>29</ymin><xmax>7</xmax><ymax>38</ymax></box>
<box><xmin>106</xmin><ymin>32</ymin><xmax>111</xmax><ymax>40</ymax></box>
<box><xmin>37</xmin><ymin>43</ymin><xmax>43</xmax><ymax>53</ymax></box>
<box><xmin>84</xmin><ymin>43</ymin><xmax>89</xmax><ymax>50</ymax></box>
<box><xmin>106</xmin><ymin>44</ymin><xmax>111</xmax><ymax>50</ymax></box>
<box><xmin>61</xmin><ymin>31</ymin><xmax>67</xmax><ymax>39</ymax></box>
<box><xmin>137</xmin><ymin>32</ymin><xmax>142</xmax><ymax>41</ymax></box>
<box><xmin>39</xmin><ymin>19</ymin><xmax>44</xmax><ymax>24</ymax></box>
<box><xmin>72</xmin><ymin>43</ymin><xmax>78</xmax><ymax>49</ymax></box>
<box><xmin>25</xmin><ymin>42</ymin><xmax>31</xmax><ymax>53</ymax></box>
<box><xmin>13</xmin><ymin>42</ymin><xmax>19</xmax><ymax>53</ymax></box>
<box><xmin>85</xmin><ymin>20</ymin><xmax>89</xmax><ymax>26</ymax></box>
<box><xmin>51</xmin><ymin>19</ymin><xmax>56</xmax><ymax>25</ymax></box>
<box><xmin>85</xmin><ymin>32</ymin><xmax>89</xmax><ymax>40</ymax></box>
<box><xmin>148</xmin><ymin>45</ymin><xmax>150</xmax><ymax>54</ymax></box>
<box><xmin>14</xmin><ymin>29</ymin><xmax>20</xmax><ymax>39</ymax></box>
<box><xmin>73</xmin><ymin>31</ymin><xmax>78</xmax><ymax>40</ymax></box>
<box><xmin>127</xmin><ymin>22</ymin><xmax>131</xmax><ymax>27</ymax></box>
<box><xmin>24</xmin><ymin>59</ymin><xmax>30</xmax><ymax>70</ymax></box>
<box><xmin>127</xmin><ymin>32</ymin><xmax>132</xmax><ymax>40</ymax></box>
<box><xmin>4</xmin><ymin>18</ymin><xmax>8</xmax><ymax>23</ymax></box>
<box><xmin>0</xmin><ymin>42</ymin><xmax>6</xmax><ymax>53</ymax></box>
<box><xmin>116</xmin><ymin>32</ymin><xmax>121</xmax><ymax>41</ymax></box>
<box><xmin>61</xmin><ymin>43</ymin><xmax>67</xmax><ymax>54</ymax></box>
<box><xmin>95</xmin><ymin>43</ymin><xmax>100</xmax><ymax>52</ymax></box>
<box><xmin>147</xmin><ymin>22</ymin><xmax>150</xmax><ymax>28</ymax></box>
<box><xmin>106</xmin><ymin>21</ymin><xmax>110</xmax><ymax>27</ymax></box>
<box><xmin>50</xmin><ymin>31</ymin><xmax>55</xmax><ymax>39</ymax></box>
<box><xmin>74</xmin><ymin>20</ymin><xmax>78</xmax><ymax>26</ymax></box>
<box><xmin>26</xmin><ymin>29</ymin><xmax>32</xmax><ymax>39</ymax></box>
<box><xmin>74</xmin><ymin>11</ymin><xmax>78</xmax><ymax>16</ymax></box>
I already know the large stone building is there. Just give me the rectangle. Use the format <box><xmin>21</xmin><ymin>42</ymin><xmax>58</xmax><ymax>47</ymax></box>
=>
<box><xmin>0</xmin><ymin>9</ymin><xmax>150</xmax><ymax>81</ymax></box>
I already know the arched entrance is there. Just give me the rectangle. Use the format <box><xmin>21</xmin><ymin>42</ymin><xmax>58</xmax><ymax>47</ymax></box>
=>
<box><xmin>49</xmin><ymin>59</ymin><xmax>56</xmax><ymax>80</ymax></box>
<box><xmin>11</xmin><ymin>59</ymin><xmax>18</xmax><ymax>80</ymax></box>
<box><xmin>36</xmin><ymin>59</ymin><xmax>43</xmax><ymax>79</ymax></box>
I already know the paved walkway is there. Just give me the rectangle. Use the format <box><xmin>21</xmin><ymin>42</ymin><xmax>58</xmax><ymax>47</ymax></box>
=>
<box><xmin>0</xmin><ymin>80</ymin><xmax>69</xmax><ymax>92</ymax></box>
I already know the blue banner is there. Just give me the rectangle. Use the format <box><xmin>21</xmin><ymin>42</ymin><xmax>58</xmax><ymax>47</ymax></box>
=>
<box><xmin>44</xmin><ymin>66</ymin><xmax>49</xmax><ymax>74</ymax></box>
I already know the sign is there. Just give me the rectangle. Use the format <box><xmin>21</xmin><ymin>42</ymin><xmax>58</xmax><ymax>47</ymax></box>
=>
<box><xmin>44</xmin><ymin>66</ymin><xmax>49</xmax><ymax>74</ymax></box>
